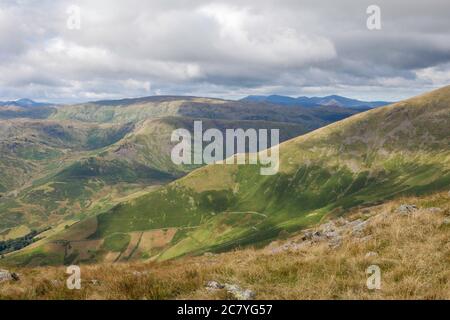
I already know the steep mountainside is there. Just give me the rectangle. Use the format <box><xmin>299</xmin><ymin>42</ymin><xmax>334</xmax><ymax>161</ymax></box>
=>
<box><xmin>6</xmin><ymin>86</ymin><xmax>449</xmax><ymax>266</ymax></box>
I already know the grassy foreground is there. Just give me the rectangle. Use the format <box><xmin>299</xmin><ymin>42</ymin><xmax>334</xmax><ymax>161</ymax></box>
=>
<box><xmin>1</xmin><ymin>191</ymin><xmax>449</xmax><ymax>300</ymax></box>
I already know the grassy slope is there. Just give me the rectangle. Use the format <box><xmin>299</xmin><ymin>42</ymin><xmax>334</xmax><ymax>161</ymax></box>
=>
<box><xmin>1</xmin><ymin>191</ymin><xmax>449</xmax><ymax>299</ymax></box>
<box><xmin>5</xmin><ymin>86</ymin><xmax>449</xmax><ymax>266</ymax></box>
<box><xmin>0</xmin><ymin>120</ymin><xmax>142</xmax><ymax>231</ymax></box>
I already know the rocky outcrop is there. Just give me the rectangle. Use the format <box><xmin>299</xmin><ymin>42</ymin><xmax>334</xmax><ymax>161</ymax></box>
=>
<box><xmin>206</xmin><ymin>281</ymin><xmax>255</xmax><ymax>300</ymax></box>
<box><xmin>0</xmin><ymin>269</ymin><xmax>19</xmax><ymax>283</ymax></box>
<box><xmin>267</xmin><ymin>202</ymin><xmax>450</xmax><ymax>256</ymax></box>
<box><xmin>396</xmin><ymin>204</ymin><xmax>418</xmax><ymax>215</ymax></box>
<box><xmin>267</xmin><ymin>214</ymin><xmax>372</xmax><ymax>254</ymax></box>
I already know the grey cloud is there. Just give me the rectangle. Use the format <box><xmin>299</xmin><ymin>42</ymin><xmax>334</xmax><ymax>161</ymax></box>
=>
<box><xmin>0</xmin><ymin>0</ymin><xmax>449</xmax><ymax>102</ymax></box>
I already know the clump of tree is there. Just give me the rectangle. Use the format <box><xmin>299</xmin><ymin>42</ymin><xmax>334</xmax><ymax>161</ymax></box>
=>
<box><xmin>0</xmin><ymin>227</ymin><xmax>50</xmax><ymax>256</ymax></box>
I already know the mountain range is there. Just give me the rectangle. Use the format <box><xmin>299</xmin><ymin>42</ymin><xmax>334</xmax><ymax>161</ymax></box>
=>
<box><xmin>241</xmin><ymin>94</ymin><xmax>392</xmax><ymax>109</ymax></box>
<box><xmin>1</xmin><ymin>85</ymin><xmax>448</xmax><ymax>266</ymax></box>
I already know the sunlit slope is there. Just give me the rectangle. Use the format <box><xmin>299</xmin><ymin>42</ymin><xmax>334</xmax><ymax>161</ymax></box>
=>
<box><xmin>0</xmin><ymin>119</ymin><xmax>133</xmax><ymax>190</ymax></box>
<box><xmin>6</xmin><ymin>86</ymin><xmax>449</xmax><ymax>266</ymax></box>
<box><xmin>0</xmin><ymin>120</ymin><xmax>139</xmax><ymax>230</ymax></box>
<box><xmin>97</xmin><ymin>85</ymin><xmax>450</xmax><ymax>260</ymax></box>
<box><xmin>0</xmin><ymin>115</ymin><xmax>311</xmax><ymax>235</ymax></box>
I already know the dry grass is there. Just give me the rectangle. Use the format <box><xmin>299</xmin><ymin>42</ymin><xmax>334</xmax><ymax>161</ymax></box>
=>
<box><xmin>1</xmin><ymin>192</ymin><xmax>449</xmax><ymax>300</ymax></box>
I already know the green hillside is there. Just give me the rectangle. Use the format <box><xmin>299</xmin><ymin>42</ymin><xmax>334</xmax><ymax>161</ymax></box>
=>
<box><xmin>0</xmin><ymin>97</ymin><xmax>355</xmax><ymax>243</ymax></box>
<box><xmin>5</xmin><ymin>86</ymin><xmax>449</xmax><ymax>266</ymax></box>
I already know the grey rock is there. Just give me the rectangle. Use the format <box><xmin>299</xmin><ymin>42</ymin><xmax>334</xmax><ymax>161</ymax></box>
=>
<box><xmin>325</xmin><ymin>231</ymin><xmax>339</xmax><ymax>239</ymax></box>
<box><xmin>301</xmin><ymin>231</ymin><xmax>314</xmax><ymax>241</ymax></box>
<box><xmin>320</xmin><ymin>221</ymin><xmax>336</xmax><ymax>233</ymax></box>
<box><xmin>0</xmin><ymin>269</ymin><xmax>19</xmax><ymax>283</ymax></box>
<box><xmin>224</xmin><ymin>283</ymin><xmax>256</xmax><ymax>300</ymax></box>
<box><xmin>206</xmin><ymin>280</ymin><xmax>225</xmax><ymax>290</ymax></box>
<box><xmin>206</xmin><ymin>281</ymin><xmax>255</xmax><ymax>300</ymax></box>
<box><xmin>311</xmin><ymin>231</ymin><xmax>325</xmax><ymax>242</ymax></box>
<box><xmin>365</xmin><ymin>251</ymin><xmax>378</xmax><ymax>258</ymax></box>
<box><xmin>397</xmin><ymin>204</ymin><xmax>418</xmax><ymax>215</ymax></box>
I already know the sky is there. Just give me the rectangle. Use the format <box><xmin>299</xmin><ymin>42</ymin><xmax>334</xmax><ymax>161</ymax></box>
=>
<box><xmin>0</xmin><ymin>0</ymin><xmax>450</xmax><ymax>103</ymax></box>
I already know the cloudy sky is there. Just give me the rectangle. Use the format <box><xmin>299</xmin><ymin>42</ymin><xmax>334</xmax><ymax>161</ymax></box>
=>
<box><xmin>1</xmin><ymin>0</ymin><xmax>450</xmax><ymax>103</ymax></box>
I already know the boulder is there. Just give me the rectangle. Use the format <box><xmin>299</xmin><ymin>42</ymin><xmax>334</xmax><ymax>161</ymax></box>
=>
<box><xmin>205</xmin><ymin>281</ymin><xmax>255</xmax><ymax>300</ymax></box>
<box><xmin>0</xmin><ymin>269</ymin><xmax>19</xmax><ymax>283</ymax></box>
<box><xmin>311</xmin><ymin>231</ymin><xmax>325</xmax><ymax>242</ymax></box>
<box><xmin>397</xmin><ymin>204</ymin><xmax>418</xmax><ymax>215</ymax></box>
<box><xmin>224</xmin><ymin>283</ymin><xmax>255</xmax><ymax>300</ymax></box>
<box><xmin>301</xmin><ymin>231</ymin><xmax>314</xmax><ymax>241</ymax></box>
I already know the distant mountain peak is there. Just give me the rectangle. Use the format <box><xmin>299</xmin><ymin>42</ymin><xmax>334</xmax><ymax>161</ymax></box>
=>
<box><xmin>240</xmin><ymin>94</ymin><xmax>392</xmax><ymax>109</ymax></box>
<box><xmin>0</xmin><ymin>98</ymin><xmax>53</xmax><ymax>108</ymax></box>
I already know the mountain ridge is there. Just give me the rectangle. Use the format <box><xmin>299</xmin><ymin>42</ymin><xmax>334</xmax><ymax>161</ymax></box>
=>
<box><xmin>241</xmin><ymin>94</ymin><xmax>392</xmax><ymax>109</ymax></box>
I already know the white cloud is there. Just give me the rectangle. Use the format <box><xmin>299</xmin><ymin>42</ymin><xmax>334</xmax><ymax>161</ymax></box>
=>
<box><xmin>415</xmin><ymin>64</ymin><xmax>450</xmax><ymax>84</ymax></box>
<box><xmin>198</xmin><ymin>3</ymin><xmax>336</xmax><ymax>67</ymax></box>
